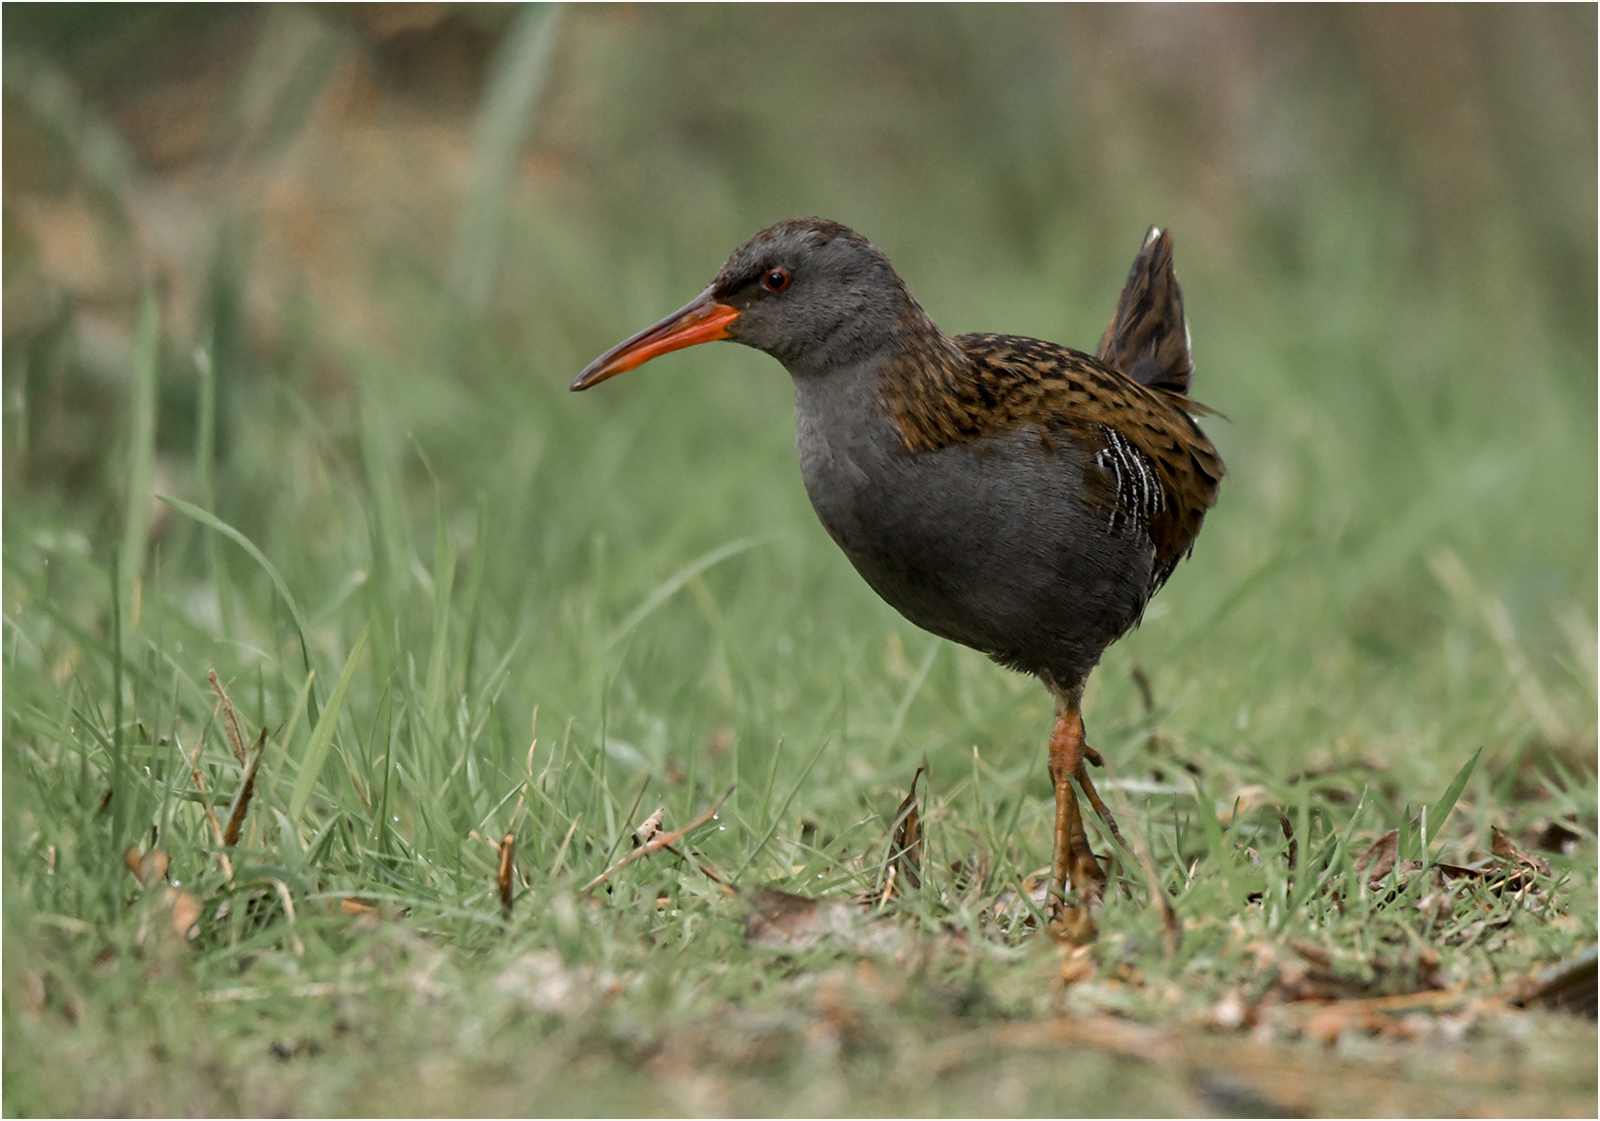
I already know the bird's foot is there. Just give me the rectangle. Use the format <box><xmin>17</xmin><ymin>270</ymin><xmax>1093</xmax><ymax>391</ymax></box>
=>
<box><xmin>1047</xmin><ymin>901</ymin><xmax>1099</xmax><ymax>945</ymax></box>
<box><xmin>1048</xmin><ymin>705</ymin><xmax>1107</xmax><ymax>919</ymax></box>
<box><xmin>1074</xmin><ymin>760</ymin><xmax>1130</xmax><ymax>857</ymax></box>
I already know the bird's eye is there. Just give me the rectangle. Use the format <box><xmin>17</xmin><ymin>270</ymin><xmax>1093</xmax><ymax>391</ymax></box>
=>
<box><xmin>761</xmin><ymin>267</ymin><xmax>791</xmax><ymax>292</ymax></box>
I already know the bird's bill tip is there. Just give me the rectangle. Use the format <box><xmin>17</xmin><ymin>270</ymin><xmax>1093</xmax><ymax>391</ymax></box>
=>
<box><xmin>571</xmin><ymin>288</ymin><xmax>739</xmax><ymax>391</ymax></box>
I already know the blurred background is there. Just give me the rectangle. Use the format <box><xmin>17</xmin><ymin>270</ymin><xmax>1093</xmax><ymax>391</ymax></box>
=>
<box><xmin>4</xmin><ymin>3</ymin><xmax>1595</xmax><ymax>813</ymax></box>
<box><xmin>4</xmin><ymin>11</ymin><xmax>1596</xmax><ymax>1110</ymax></box>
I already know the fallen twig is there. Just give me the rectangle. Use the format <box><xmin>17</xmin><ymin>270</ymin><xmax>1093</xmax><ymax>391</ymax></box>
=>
<box><xmin>579</xmin><ymin>785</ymin><xmax>735</xmax><ymax>897</ymax></box>
<box><xmin>222</xmin><ymin>726</ymin><xmax>267</xmax><ymax>846</ymax></box>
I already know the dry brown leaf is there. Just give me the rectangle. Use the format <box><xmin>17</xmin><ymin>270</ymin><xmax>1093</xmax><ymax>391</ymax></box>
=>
<box><xmin>1354</xmin><ymin>828</ymin><xmax>1399</xmax><ymax>885</ymax></box>
<box><xmin>1491</xmin><ymin>826</ymin><xmax>1552</xmax><ymax>877</ymax></box>
<box><xmin>166</xmin><ymin>887</ymin><xmax>202</xmax><ymax>939</ymax></box>
<box><xmin>745</xmin><ymin>888</ymin><xmax>861</xmax><ymax>949</ymax></box>
<box><xmin>636</xmin><ymin>807</ymin><xmax>665</xmax><ymax>846</ymax></box>
<box><xmin>1414</xmin><ymin>885</ymin><xmax>1455</xmax><ymax>922</ymax></box>
<box><xmin>1274</xmin><ymin>806</ymin><xmax>1297</xmax><ymax>869</ymax></box>
<box><xmin>1048</xmin><ymin>904</ymin><xmax>1099</xmax><ymax>945</ymax></box>
<box><xmin>876</xmin><ymin>767</ymin><xmax>923</xmax><ymax>901</ymax></box>
<box><xmin>742</xmin><ymin>888</ymin><xmax>906</xmax><ymax>955</ymax></box>
<box><xmin>138</xmin><ymin>885</ymin><xmax>202</xmax><ymax>945</ymax></box>
<box><xmin>123</xmin><ymin>846</ymin><xmax>170</xmax><ymax>886</ymax></box>
<box><xmin>1058</xmin><ymin>942</ymin><xmax>1098</xmax><ymax>985</ymax></box>
<box><xmin>497</xmin><ymin>832</ymin><xmax>516</xmax><ymax>916</ymax></box>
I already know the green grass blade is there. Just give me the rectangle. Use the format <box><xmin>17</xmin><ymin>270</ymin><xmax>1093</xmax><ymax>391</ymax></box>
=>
<box><xmin>732</xmin><ymin>736</ymin><xmax>831</xmax><ymax>880</ymax></box>
<box><xmin>607</xmin><ymin>534</ymin><xmax>776</xmax><ymax>653</ymax></box>
<box><xmin>883</xmin><ymin>641</ymin><xmax>938</xmax><ymax>751</ymax></box>
<box><xmin>107</xmin><ymin>551</ymin><xmax>127</xmax><ymax>856</ymax></box>
<box><xmin>1191</xmin><ymin>775</ymin><xmax>1236</xmax><ymax>901</ymax></box>
<box><xmin>423</xmin><ymin>472</ymin><xmax>457</xmax><ymax>744</ymax></box>
<box><xmin>276</xmin><ymin>667</ymin><xmax>318</xmax><ymax>774</ymax></box>
<box><xmin>157</xmin><ymin>494</ymin><xmax>319</xmax><ymax>716</ymax></box>
<box><xmin>1426</xmin><ymin>746</ymin><xmax>1482</xmax><ymax>855</ymax></box>
<box><xmin>193</xmin><ymin>342</ymin><xmax>235</xmax><ymax>638</ymax></box>
<box><xmin>118</xmin><ymin>290</ymin><xmax>160</xmax><ymax>624</ymax></box>
<box><xmin>287</xmin><ymin>625</ymin><xmax>369</xmax><ymax>826</ymax></box>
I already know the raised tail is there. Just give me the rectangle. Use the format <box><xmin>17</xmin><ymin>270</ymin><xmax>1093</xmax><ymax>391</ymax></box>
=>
<box><xmin>1096</xmin><ymin>227</ymin><xmax>1193</xmax><ymax>396</ymax></box>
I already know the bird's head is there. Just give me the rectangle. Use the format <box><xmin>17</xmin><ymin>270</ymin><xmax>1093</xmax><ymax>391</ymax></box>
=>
<box><xmin>571</xmin><ymin>218</ymin><xmax>917</xmax><ymax>390</ymax></box>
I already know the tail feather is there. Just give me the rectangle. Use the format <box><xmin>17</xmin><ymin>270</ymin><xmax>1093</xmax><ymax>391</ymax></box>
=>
<box><xmin>1096</xmin><ymin>227</ymin><xmax>1194</xmax><ymax>396</ymax></box>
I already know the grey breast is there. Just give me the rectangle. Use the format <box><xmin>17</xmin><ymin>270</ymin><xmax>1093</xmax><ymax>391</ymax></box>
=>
<box><xmin>791</xmin><ymin>363</ymin><xmax>1155</xmax><ymax>687</ymax></box>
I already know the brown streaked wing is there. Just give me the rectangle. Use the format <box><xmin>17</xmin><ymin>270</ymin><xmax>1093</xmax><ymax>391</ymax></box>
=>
<box><xmin>889</xmin><ymin>333</ymin><xmax>1224</xmax><ymax>591</ymax></box>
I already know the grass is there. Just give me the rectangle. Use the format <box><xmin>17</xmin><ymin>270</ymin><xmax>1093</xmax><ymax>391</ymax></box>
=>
<box><xmin>4</xmin><ymin>6</ymin><xmax>1596</xmax><ymax>1116</ymax></box>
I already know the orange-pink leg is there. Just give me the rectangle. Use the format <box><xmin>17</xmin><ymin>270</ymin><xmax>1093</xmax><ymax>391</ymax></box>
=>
<box><xmin>1074</xmin><ymin>758</ymin><xmax>1130</xmax><ymax>857</ymax></box>
<box><xmin>1048</xmin><ymin>703</ymin><xmax>1106</xmax><ymax>908</ymax></box>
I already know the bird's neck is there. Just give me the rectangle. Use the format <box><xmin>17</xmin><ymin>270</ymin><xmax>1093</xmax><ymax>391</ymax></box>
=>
<box><xmin>779</xmin><ymin>285</ymin><xmax>984</xmax><ymax>456</ymax></box>
<box><xmin>874</xmin><ymin>311</ymin><xmax>985</xmax><ymax>454</ymax></box>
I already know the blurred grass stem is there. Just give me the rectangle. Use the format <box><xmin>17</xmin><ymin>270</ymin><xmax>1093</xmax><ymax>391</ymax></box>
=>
<box><xmin>450</xmin><ymin>3</ymin><xmax>562</xmax><ymax>311</ymax></box>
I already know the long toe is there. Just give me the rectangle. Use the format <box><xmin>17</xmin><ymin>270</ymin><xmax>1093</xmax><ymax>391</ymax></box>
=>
<box><xmin>1051</xmin><ymin>777</ymin><xmax>1106</xmax><ymax>913</ymax></box>
<box><xmin>1074</xmin><ymin>760</ymin><xmax>1130</xmax><ymax>856</ymax></box>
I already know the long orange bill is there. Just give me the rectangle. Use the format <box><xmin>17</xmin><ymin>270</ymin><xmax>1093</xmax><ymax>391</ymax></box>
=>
<box><xmin>571</xmin><ymin>287</ymin><xmax>739</xmax><ymax>391</ymax></box>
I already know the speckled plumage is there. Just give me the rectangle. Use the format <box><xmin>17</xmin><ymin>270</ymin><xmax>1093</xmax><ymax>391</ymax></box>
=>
<box><xmin>880</xmin><ymin>326</ymin><xmax>1223</xmax><ymax>600</ymax></box>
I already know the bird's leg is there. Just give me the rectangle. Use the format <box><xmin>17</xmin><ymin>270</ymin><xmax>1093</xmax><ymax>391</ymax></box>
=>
<box><xmin>1074</xmin><ymin>758</ymin><xmax>1130</xmax><ymax>857</ymax></box>
<box><xmin>1048</xmin><ymin>702</ymin><xmax>1106</xmax><ymax>908</ymax></box>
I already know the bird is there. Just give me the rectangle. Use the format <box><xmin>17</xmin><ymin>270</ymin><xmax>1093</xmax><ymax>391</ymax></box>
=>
<box><xmin>572</xmin><ymin>218</ymin><xmax>1223</xmax><ymax>915</ymax></box>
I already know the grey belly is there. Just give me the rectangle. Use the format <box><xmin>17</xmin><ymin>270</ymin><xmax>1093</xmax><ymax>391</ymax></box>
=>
<box><xmin>795</xmin><ymin>404</ymin><xmax>1154</xmax><ymax>690</ymax></box>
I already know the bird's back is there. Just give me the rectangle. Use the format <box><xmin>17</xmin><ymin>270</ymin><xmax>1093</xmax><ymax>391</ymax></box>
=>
<box><xmin>791</xmin><ymin>225</ymin><xmax>1223</xmax><ymax>693</ymax></box>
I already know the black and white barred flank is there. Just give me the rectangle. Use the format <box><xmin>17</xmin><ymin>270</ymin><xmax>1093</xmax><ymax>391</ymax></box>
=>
<box><xmin>1094</xmin><ymin>426</ymin><xmax>1164</xmax><ymax>534</ymax></box>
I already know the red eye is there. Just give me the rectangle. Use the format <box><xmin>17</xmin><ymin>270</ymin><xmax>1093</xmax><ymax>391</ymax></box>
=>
<box><xmin>762</xmin><ymin>267</ymin><xmax>791</xmax><ymax>292</ymax></box>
